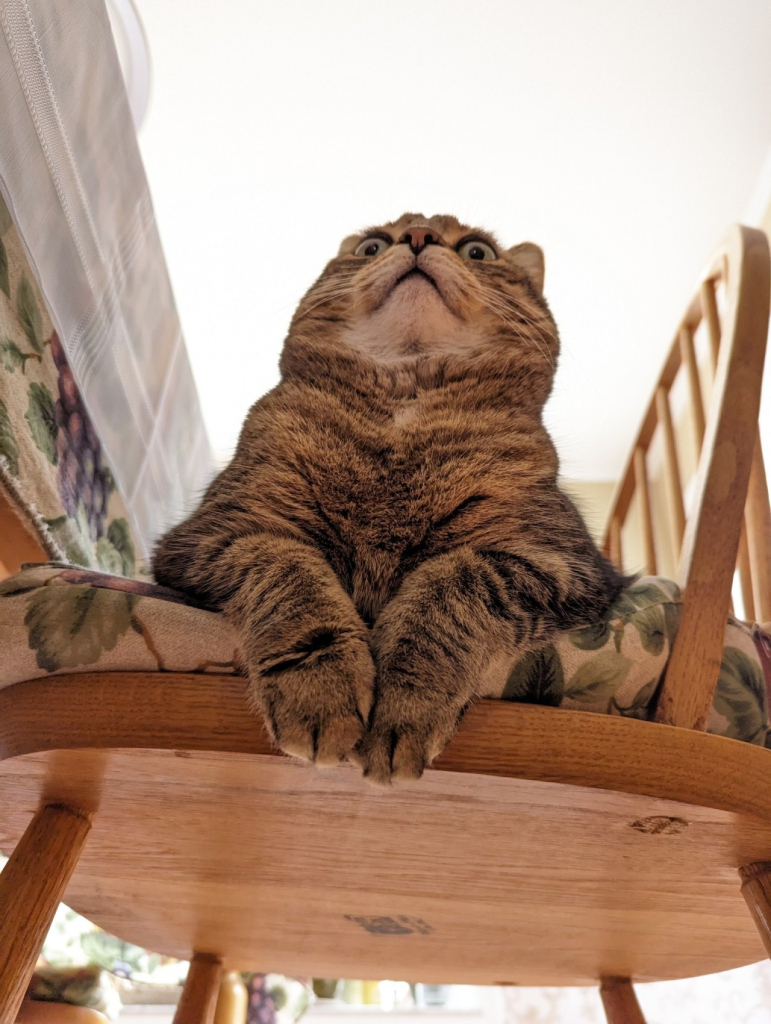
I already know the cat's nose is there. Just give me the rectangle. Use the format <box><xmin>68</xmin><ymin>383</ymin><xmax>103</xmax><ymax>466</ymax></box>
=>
<box><xmin>398</xmin><ymin>227</ymin><xmax>441</xmax><ymax>255</ymax></box>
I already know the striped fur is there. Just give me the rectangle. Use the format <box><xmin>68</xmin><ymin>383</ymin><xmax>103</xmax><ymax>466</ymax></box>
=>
<box><xmin>153</xmin><ymin>214</ymin><xmax>626</xmax><ymax>783</ymax></box>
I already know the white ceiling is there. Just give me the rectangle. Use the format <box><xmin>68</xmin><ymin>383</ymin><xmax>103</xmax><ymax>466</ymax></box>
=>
<box><xmin>136</xmin><ymin>0</ymin><xmax>771</xmax><ymax>479</ymax></box>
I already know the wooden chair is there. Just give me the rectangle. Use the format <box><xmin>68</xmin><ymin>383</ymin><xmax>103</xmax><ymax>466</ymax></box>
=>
<box><xmin>0</xmin><ymin>492</ymin><xmax>47</xmax><ymax>582</ymax></box>
<box><xmin>0</xmin><ymin>225</ymin><xmax>770</xmax><ymax>1024</ymax></box>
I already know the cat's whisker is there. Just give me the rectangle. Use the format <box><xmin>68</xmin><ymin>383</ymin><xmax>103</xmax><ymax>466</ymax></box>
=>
<box><xmin>295</xmin><ymin>277</ymin><xmax>358</xmax><ymax>321</ymax></box>
<box><xmin>478</xmin><ymin>286</ymin><xmax>553</xmax><ymax>339</ymax></box>
<box><xmin>479</xmin><ymin>285</ymin><xmax>548</xmax><ymax>332</ymax></box>
<box><xmin>478</xmin><ymin>287</ymin><xmax>555</xmax><ymax>370</ymax></box>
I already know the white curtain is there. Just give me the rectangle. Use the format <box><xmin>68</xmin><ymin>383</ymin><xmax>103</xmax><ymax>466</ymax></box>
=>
<box><xmin>0</xmin><ymin>0</ymin><xmax>212</xmax><ymax>557</ymax></box>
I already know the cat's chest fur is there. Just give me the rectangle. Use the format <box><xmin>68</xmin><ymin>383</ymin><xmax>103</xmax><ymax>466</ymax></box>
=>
<box><xmin>253</xmin><ymin>373</ymin><xmax>550</xmax><ymax>622</ymax></box>
<box><xmin>391</xmin><ymin>396</ymin><xmax>419</xmax><ymax>428</ymax></box>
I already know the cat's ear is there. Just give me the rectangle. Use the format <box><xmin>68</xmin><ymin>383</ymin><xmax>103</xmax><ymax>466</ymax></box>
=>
<box><xmin>337</xmin><ymin>234</ymin><xmax>361</xmax><ymax>257</ymax></box>
<box><xmin>508</xmin><ymin>242</ymin><xmax>545</xmax><ymax>294</ymax></box>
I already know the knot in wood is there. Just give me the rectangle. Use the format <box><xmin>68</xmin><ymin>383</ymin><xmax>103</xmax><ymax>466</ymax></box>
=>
<box><xmin>629</xmin><ymin>815</ymin><xmax>688</xmax><ymax>835</ymax></box>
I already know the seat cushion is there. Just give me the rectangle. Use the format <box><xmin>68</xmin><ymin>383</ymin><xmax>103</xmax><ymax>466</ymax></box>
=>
<box><xmin>1</xmin><ymin>564</ymin><xmax>769</xmax><ymax>746</ymax></box>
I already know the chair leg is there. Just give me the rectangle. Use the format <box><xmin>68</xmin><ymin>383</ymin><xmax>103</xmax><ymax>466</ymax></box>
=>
<box><xmin>0</xmin><ymin>803</ymin><xmax>92</xmax><ymax>1024</ymax></box>
<box><xmin>174</xmin><ymin>953</ymin><xmax>224</xmax><ymax>1024</ymax></box>
<box><xmin>739</xmin><ymin>861</ymin><xmax>771</xmax><ymax>957</ymax></box>
<box><xmin>214</xmin><ymin>972</ymin><xmax>249</xmax><ymax>1024</ymax></box>
<box><xmin>599</xmin><ymin>977</ymin><xmax>647</xmax><ymax>1024</ymax></box>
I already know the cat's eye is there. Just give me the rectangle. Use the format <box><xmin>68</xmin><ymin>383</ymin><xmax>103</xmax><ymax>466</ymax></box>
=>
<box><xmin>457</xmin><ymin>240</ymin><xmax>497</xmax><ymax>262</ymax></box>
<box><xmin>355</xmin><ymin>236</ymin><xmax>392</xmax><ymax>258</ymax></box>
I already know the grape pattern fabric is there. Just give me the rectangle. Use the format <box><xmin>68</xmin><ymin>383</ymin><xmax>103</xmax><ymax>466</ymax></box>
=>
<box><xmin>1</xmin><ymin>565</ymin><xmax>769</xmax><ymax>745</ymax></box>
<box><xmin>0</xmin><ymin>195</ymin><xmax>139</xmax><ymax>575</ymax></box>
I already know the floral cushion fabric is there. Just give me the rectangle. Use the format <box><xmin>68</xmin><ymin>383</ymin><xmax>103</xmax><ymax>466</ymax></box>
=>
<box><xmin>1</xmin><ymin>564</ymin><xmax>769</xmax><ymax>745</ymax></box>
<box><xmin>26</xmin><ymin>965</ymin><xmax>121</xmax><ymax>1020</ymax></box>
<box><xmin>0</xmin><ymin>195</ymin><xmax>139</xmax><ymax>576</ymax></box>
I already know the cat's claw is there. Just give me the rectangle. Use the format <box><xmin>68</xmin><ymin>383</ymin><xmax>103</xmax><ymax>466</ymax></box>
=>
<box><xmin>352</xmin><ymin>686</ymin><xmax>467</xmax><ymax>786</ymax></box>
<box><xmin>249</xmin><ymin>632</ymin><xmax>375</xmax><ymax>766</ymax></box>
<box><xmin>351</xmin><ymin>730</ymin><xmax>429</xmax><ymax>786</ymax></box>
<box><xmin>280</xmin><ymin>713</ymin><xmax>368</xmax><ymax>766</ymax></box>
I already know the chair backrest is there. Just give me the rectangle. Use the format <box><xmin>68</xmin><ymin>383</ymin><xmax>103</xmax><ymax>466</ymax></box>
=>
<box><xmin>603</xmin><ymin>225</ymin><xmax>771</xmax><ymax>730</ymax></box>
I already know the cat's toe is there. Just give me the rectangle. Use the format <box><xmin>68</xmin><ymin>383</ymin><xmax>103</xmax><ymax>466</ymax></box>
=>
<box><xmin>315</xmin><ymin>713</ymin><xmax>368</xmax><ymax>765</ymax></box>
<box><xmin>277</xmin><ymin>713</ymin><xmax>365</xmax><ymax>765</ymax></box>
<box><xmin>357</xmin><ymin>726</ymin><xmax>433</xmax><ymax>786</ymax></box>
<box><xmin>390</xmin><ymin>730</ymin><xmax>432</xmax><ymax>781</ymax></box>
<box><xmin>355</xmin><ymin>683</ymin><xmax>468</xmax><ymax>785</ymax></box>
<box><xmin>278</xmin><ymin>722</ymin><xmax>317</xmax><ymax>762</ymax></box>
<box><xmin>250</xmin><ymin>631</ymin><xmax>375</xmax><ymax>766</ymax></box>
<box><xmin>350</xmin><ymin>730</ymin><xmax>396</xmax><ymax>786</ymax></box>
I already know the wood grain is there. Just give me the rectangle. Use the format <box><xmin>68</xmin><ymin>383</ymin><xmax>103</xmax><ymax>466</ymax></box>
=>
<box><xmin>0</xmin><ymin>486</ymin><xmax>47</xmax><ymax>580</ymax></box>
<box><xmin>679</xmin><ymin>325</ymin><xmax>706</xmax><ymax>449</ymax></box>
<box><xmin>738</xmin><ymin>521</ymin><xmax>756</xmax><ymax>621</ymax></box>
<box><xmin>1</xmin><ymin>674</ymin><xmax>771</xmax><ymax>984</ymax></box>
<box><xmin>608</xmin><ymin>517</ymin><xmax>622</xmax><ymax>571</ymax></box>
<box><xmin>739</xmin><ymin>862</ymin><xmax>771</xmax><ymax>959</ymax></box>
<box><xmin>700</xmin><ymin>278</ymin><xmax>721</xmax><ymax>370</ymax></box>
<box><xmin>633</xmin><ymin>448</ymin><xmax>656</xmax><ymax>574</ymax></box>
<box><xmin>745</xmin><ymin>436</ymin><xmax>771</xmax><ymax>622</ymax></box>
<box><xmin>654</xmin><ymin>385</ymin><xmax>685</xmax><ymax>550</ymax></box>
<box><xmin>599</xmin><ymin>978</ymin><xmax>647</xmax><ymax>1024</ymax></box>
<box><xmin>656</xmin><ymin>227</ymin><xmax>770</xmax><ymax>729</ymax></box>
<box><xmin>0</xmin><ymin>804</ymin><xmax>91</xmax><ymax>1024</ymax></box>
<box><xmin>5</xmin><ymin>672</ymin><xmax>771</xmax><ymax>818</ymax></box>
<box><xmin>174</xmin><ymin>953</ymin><xmax>223</xmax><ymax>1024</ymax></box>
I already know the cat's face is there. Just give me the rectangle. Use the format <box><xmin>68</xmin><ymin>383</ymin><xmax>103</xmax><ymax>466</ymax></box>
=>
<box><xmin>290</xmin><ymin>213</ymin><xmax>558</xmax><ymax>367</ymax></box>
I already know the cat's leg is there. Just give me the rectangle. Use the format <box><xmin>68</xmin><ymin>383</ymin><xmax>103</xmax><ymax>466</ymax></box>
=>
<box><xmin>227</xmin><ymin>535</ymin><xmax>375</xmax><ymax>763</ymax></box>
<box><xmin>356</xmin><ymin>546</ymin><xmax>560</xmax><ymax>785</ymax></box>
<box><xmin>156</xmin><ymin>529</ymin><xmax>374</xmax><ymax>764</ymax></box>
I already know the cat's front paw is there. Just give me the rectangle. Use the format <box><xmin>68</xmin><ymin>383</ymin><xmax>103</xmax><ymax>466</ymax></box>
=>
<box><xmin>351</xmin><ymin>671</ymin><xmax>469</xmax><ymax>786</ymax></box>
<box><xmin>248</xmin><ymin>627</ymin><xmax>375</xmax><ymax>766</ymax></box>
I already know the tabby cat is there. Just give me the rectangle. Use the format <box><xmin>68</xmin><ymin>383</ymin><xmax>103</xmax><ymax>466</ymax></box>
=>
<box><xmin>153</xmin><ymin>213</ymin><xmax>626</xmax><ymax>784</ymax></box>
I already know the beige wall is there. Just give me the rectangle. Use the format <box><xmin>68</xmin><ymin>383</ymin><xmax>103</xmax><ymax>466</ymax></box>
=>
<box><xmin>560</xmin><ymin>480</ymin><xmax>615</xmax><ymax>547</ymax></box>
<box><xmin>562</xmin><ymin>467</ymin><xmax>681</xmax><ymax>579</ymax></box>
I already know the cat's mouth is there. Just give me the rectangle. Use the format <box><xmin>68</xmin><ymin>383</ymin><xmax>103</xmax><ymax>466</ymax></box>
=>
<box><xmin>392</xmin><ymin>267</ymin><xmax>442</xmax><ymax>294</ymax></box>
<box><xmin>361</xmin><ymin>250</ymin><xmax>463</xmax><ymax>319</ymax></box>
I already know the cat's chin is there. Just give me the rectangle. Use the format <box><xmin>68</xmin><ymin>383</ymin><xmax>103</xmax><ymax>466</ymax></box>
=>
<box><xmin>339</xmin><ymin>274</ymin><xmax>482</xmax><ymax>361</ymax></box>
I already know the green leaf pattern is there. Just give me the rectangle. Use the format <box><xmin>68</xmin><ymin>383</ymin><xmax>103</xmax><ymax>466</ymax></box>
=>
<box><xmin>498</xmin><ymin>575</ymin><xmax>770</xmax><ymax>744</ymax></box>
<box><xmin>567</xmin><ymin>618</ymin><xmax>610</xmax><ymax>651</ymax></box>
<box><xmin>24</xmin><ymin>380</ymin><xmax>58</xmax><ymax>464</ymax></box>
<box><xmin>16</xmin><ymin>273</ymin><xmax>44</xmax><ymax>352</ymax></box>
<box><xmin>713</xmin><ymin>646</ymin><xmax>768</xmax><ymax>746</ymax></box>
<box><xmin>0</xmin><ymin>334</ymin><xmax>42</xmax><ymax>374</ymax></box>
<box><xmin>503</xmin><ymin>645</ymin><xmax>564</xmax><ymax>705</ymax></box>
<box><xmin>501</xmin><ymin>578</ymin><xmax>683</xmax><ymax>716</ymax></box>
<box><xmin>106</xmin><ymin>518</ymin><xmax>136</xmax><ymax>576</ymax></box>
<box><xmin>564</xmin><ymin>649</ymin><xmax>633</xmax><ymax>706</ymax></box>
<box><xmin>24</xmin><ymin>585</ymin><xmax>137</xmax><ymax>671</ymax></box>
<box><xmin>0</xmin><ymin>336</ymin><xmax>24</xmax><ymax>372</ymax></box>
<box><xmin>0</xmin><ymin>396</ymin><xmax>20</xmax><ymax>477</ymax></box>
<box><xmin>610</xmin><ymin>677</ymin><xmax>659</xmax><ymax>720</ymax></box>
